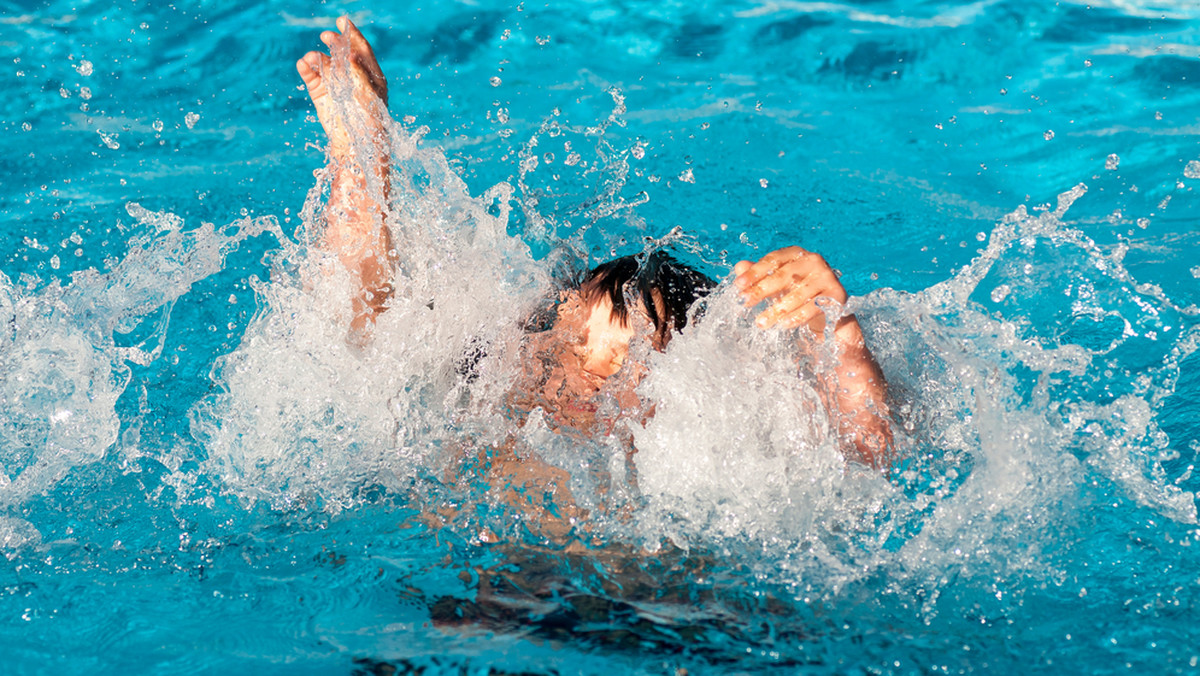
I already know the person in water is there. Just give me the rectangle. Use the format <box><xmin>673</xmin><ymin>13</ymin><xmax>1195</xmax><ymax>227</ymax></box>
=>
<box><xmin>296</xmin><ymin>18</ymin><xmax>893</xmax><ymax>471</ymax></box>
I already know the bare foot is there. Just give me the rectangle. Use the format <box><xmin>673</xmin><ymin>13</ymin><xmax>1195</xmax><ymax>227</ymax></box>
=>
<box><xmin>296</xmin><ymin>16</ymin><xmax>389</xmax><ymax>159</ymax></box>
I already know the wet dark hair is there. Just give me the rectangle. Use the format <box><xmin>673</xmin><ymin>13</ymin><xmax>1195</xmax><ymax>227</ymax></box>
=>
<box><xmin>580</xmin><ymin>250</ymin><xmax>716</xmax><ymax>346</ymax></box>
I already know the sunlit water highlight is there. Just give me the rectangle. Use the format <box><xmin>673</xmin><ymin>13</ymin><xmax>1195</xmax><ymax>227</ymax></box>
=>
<box><xmin>1</xmin><ymin>1</ymin><xmax>1199</xmax><ymax>673</ymax></box>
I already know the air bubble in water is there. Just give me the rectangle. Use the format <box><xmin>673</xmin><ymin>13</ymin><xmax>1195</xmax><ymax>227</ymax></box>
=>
<box><xmin>1043</xmin><ymin>130</ymin><xmax>1055</xmax><ymax>141</ymax></box>
<box><xmin>990</xmin><ymin>284</ymin><xmax>1011</xmax><ymax>303</ymax></box>
<box><xmin>1084</xmin><ymin>59</ymin><xmax>1093</xmax><ymax>67</ymax></box>
<box><xmin>489</xmin><ymin>76</ymin><xmax>502</xmax><ymax>87</ymax></box>
<box><xmin>75</xmin><ymin>59</ymin><xmax>93</xmax><ymax>76</ymax></box>
<box><xmin>185</xmin><ymin>112</ymin><xmax>200</xmax><ymax>129</ymax></box>
<box><xmin>1105</xmin><ymin>154</ymin><xmax>1119</xmax><ymax>171</ymax></box>
<box><xmin>152</xmin><ymin>119</ymin><xmax>163</xmax><ymax>133</ymax></box>
<box><xmin>79</xmin><ymin>87</ymin><xmax>91</xmax><ymax>100</ymax></box>
<box><xmin>678</xmin><ymin>168</ymin><xmax>695</xmax><ymax>183</ymax></box>
<box><xmin>1184</xmin><ymin>161</ymin><xmax>1200</xmax><ymax>179</ymax></box>
<box><xmin>59</xmin><ymin>87</ymin><xmax>70</xmax><ymax>98</ymax></box>
<box><xmin>759</xmin><ymin>178</ymin><xmax>769</xmax><ymax>188</ymax></box>
<box><xmin>21</xmin><ymin>122</ymin><xmax>31</xmax><ymax>132</ymax></box>
<box><xmin>542</xmin><ymin>152</ymin><xmax>554</xmax><ymax>164</ymax></box>
<box><xmin>631</xmin><ymin>145</ymin><xmax>645</xmax><ymax>160</ymax></box>
<box><xmin>496</xmin><ymin>108</ymin><xmax>509</xmax><ymax>124</ymax></box>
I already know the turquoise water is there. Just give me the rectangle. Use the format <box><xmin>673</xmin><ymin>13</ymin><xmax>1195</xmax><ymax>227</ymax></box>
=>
<box><xmin>2</xmin><ymin>0</ymin><xmax>1199</xmax><ymax>673</ymax></box>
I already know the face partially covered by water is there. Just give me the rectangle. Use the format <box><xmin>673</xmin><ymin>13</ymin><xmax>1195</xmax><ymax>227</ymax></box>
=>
<box><xmin>525</xmin><ymin>291</ymin><xmax>647</xmax><ymax>427</ymax></box>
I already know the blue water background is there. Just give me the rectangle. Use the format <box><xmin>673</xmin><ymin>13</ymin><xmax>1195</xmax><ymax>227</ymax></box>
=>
<box><xmin>1</xmin><ymin>0</ymin><xmax>1199</xmax><ymax>673</ymax></box>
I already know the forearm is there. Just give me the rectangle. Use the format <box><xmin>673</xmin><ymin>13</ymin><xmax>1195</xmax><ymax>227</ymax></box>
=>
<box><xmin>324</xmin><ymin>152</ymin><xmax>396</xmax><ymax>330</ymax></box>
<box><xmin>815</xmin><ymin>316</ymin><xmax>894</xmax><ymax>471</ymax></box>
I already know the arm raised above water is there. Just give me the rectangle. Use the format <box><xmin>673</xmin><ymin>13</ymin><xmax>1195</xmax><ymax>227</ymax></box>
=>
<box><xmin>297</xmin><ymin>17</ymin><xmax>397</xmax><ymax>334</ymax></box>
<box><xmin>734</xmin><ymin>246</ymin><xmax>894</xmax><ymax>472</ymax></box>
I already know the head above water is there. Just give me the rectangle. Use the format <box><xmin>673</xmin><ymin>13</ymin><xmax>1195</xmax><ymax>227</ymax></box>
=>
<box><xmin>546</xmin><ymin>250</ymin><xmax>715</xmax><ymax>384</ymax></box>
<box><xmin>579</xmin><ymin>250</ymin><xmax>716</xmax><ymax>348</ymax></box>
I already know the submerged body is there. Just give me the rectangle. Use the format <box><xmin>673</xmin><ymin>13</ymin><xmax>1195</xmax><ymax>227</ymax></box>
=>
<box><xmin>296</xmin><ymin>18</ymin><xmax>893</xmax><ymax>485</ymax></box>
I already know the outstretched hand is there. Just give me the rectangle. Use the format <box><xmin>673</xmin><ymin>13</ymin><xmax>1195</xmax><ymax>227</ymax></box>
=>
<box><xmin>296</xmin><ymin>16</ymin><xmax>389</xmax><ymax>157</ymax></box>
<box><xmin>733</xmin><ymin>246</ymin><xmax>847</xmax><ymax>333</ymax></box>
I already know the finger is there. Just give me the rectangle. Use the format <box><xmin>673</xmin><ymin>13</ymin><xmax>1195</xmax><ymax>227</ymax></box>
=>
<box><xmin>739</xmin><ymin>263</ymin><xmax>812</xmax><ymax>307</ymax></box>
<box><xmin>297</xmin><ymin>51</ymin><xmax>331</xmax><ymax>97</ymax></box>
<box><xmin>338</xmin><ymin>16</ymin><xmax>388</xmax><ymax>101</ymax></box>
<box><xmin>779</xmin><ymin>301</ymin><xmax>825</xmax><ymax>331</ymax></box>
<box><xmin>754</xmin><ymin>284</ymin><xmax>811</xmax><ymax>328</ymax></box>
<box><xmin>338</xmin><ymin>17</ymin><xmax>384</xmax><ymax>78</ymax></box>
<box><xmin>733</xmin><ymin>260</ymin><xmax>752</xmax><ymax>277</ymax></box>
<box><xmin>733</xmin><ymin>246</ymin><xmax>803</xmax><ymax>291</ymax></box>
<box><xmin>320</xmin><ymin>30</ymin><xmax>342</xmax><ymax>49</ymax></box>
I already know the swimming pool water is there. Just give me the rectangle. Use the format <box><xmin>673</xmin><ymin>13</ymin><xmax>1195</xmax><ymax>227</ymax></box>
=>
<box><xmin>2</xmin><ymin>0</ymin><xmax>1199</xmax><ymax>673</ymax></box>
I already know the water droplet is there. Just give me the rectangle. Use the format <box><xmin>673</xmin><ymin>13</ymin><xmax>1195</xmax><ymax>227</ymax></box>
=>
<box><xmin>1184</xmin><ymin>161</ymin><xmax>1200</xmax><ymax>179</ymax></box>
<box><xmin>58</xmin><ymin>87</ymin><xmax>70</xmax><ymax>98</ymax></box>
<box><xmin>1136</xmin><ymin>218</ymin><xmax>1149</xmax><ymax>229</ymax></box>
<box><xmin>759</xmin><ymin>178</ymin><xmax>769</xmax><ymax>188</ymax></box>
<box><xmin>402</xmin><ymin>115</ymin><xmax>416</xmax><ymax>124</ymax></box>
<box><xmin>1105</xmin><ymin>153</ymin><xmax>1119</xmax><ymax>170</ymax></box>
<box><xmin>185</xmin><ymin>112</ymin><xmax>200</xmax><ymax>129</ymax></box>
<box><xmin>79</xmin><ymin>86</ymin><xmax>91</xmax><ymax>100</ymax></box>
<box><xmin>96</xmin><ymin>130</ymin><xmax>120</xmax><ymax>149</ymax></box>
<box><xmin>1191</xmin><ymin>266</ymin><xmax>1200</xmax><ymax>279</ymax></box>
<box><xmin>542</xmin><ymin>152</ymin><xmax>554</xmax><ymax>164</ymax></box>
<box><xmin>75</xmin><ymin>59</ymin><xmax>93</xmax><ymax>76</ymax></box>
<box><xmin>1043</xmin><ymin>130</ymin><xmax>1055</xmax><ymax>141</ymax></box>
<box><xmin>935</xmin><ymin>122</ymin><xmax>943</xmax><ymax>130</ymax></box>
<box><xmin>976</xmin><ymin>231</ymin><xmax>987</xmax><ymax>242</ymax></box>
<box><xmin>489</xmin><ymin>76</ymin><xmax>502</xmax><ymax>87</ymax></box>
<box><xmin>152</xmin><ymin>119</ymin><xmax>163</xmax><ymax>133</ymax></box>
<box><xmin>631</xmin><ymin>145</ymin><xmax>645</xmax><ymax>160</ymax></box>
<box><xmin>564</xmin><ymin>152</ymin><xmax>580</xmax><ymax>166</ymax></box>
<box><xmin>999</xmin><ymin>88</ymin><xmax>1007</xmax><ymax>95</ymax></box>
<box><xmin>719</xmin><ymin>223</ymin><xmax>728</xmax><ymax>231</ymax></box>
<box><xmin>49</xmin><ymin>255</ymin><xmax>60</xmax><ymax>270</ymax></box>
<box><xmin>1155</xmin><ymin>111</ymin><xmax>1163</xmax><ymax>121</ymax></box>
<box><xmin>21</xmin><ymin>122</ymin><xmax>31</xmax><ymax>132</ymax></box>
<box><xmin>501</xmin><ymin>29</ymin><xmax>511</xmax><ymax>40</ymax></box>
<box><xmin>755</xmin><ymin>100</ymin><xmax>763</xmax><ymax>111</ymax></box>
<box><xmin>1084</xmin><ymin>59</ymin><xmax>1093</xmax><ymax>67</ymax></box>
<box><xmin>496</xmin><ymin>108</ymin><xmax>509</xmax><ymax>124</ymax></box>
<box><xmin>678</xmin><ymin>168</ymin><xmax>695</xmax><ymax>183</ymax></box>
<box><xmin>535</xmin><ymin>35</ymin><xmax>550</xmax><ymax>45</ymax></box>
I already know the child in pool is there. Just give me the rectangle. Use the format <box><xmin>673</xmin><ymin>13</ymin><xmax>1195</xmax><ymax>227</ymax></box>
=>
<box><xmin>296</xmin><ymin>18</ymin><xmax>893</xmax><ymax>472</ymax></box>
